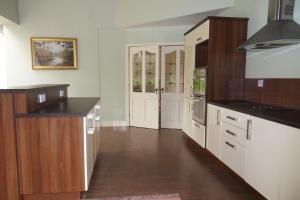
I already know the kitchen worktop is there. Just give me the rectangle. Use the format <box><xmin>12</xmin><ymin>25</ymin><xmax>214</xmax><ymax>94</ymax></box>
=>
<box><xmin>16</xmin><ymin>97</ymin><xmax>100</xmax><ymax>118</ymax></box>
<box><xmin>0</xmin><ymin>84</ymin><xmax>70</xmax><ymax>93</ymax></box>
<box><xmin>209</xmin><ymin>100</ymin><xmax>300</xmax><ymax>129</ymax></box>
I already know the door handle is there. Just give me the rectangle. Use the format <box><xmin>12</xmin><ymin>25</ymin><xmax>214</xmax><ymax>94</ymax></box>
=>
<box><xmin>246</xmin><ymin>119</ymin><xmax>252</xmax><ymax>140</ymax></box>
<box><xmin>217</xmin><ymin>110</ymin><xmax>221</xmax><ymax>126</ymax></box>
<box><xmin>160</xmin><ymin>88</ymin><xmax>165</xmax><ymax>94</ymax></box>
<box><xmin>154</xmin><ymin>88</ymin><xmax>158</xmax><ymax>94</ymax></box>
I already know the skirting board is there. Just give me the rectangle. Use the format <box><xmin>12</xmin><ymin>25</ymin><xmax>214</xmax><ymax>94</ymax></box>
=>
<box><xmin>101</xmin><ymin>121</ymin><xmax>129</xmax><ymax>127</ymax></box>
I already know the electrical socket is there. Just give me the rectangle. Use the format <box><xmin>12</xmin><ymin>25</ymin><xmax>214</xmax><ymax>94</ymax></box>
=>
<box><xmin>258</xmin><ymin>80</ymin><xmax>264</xmax><ymax>88</ymax></box>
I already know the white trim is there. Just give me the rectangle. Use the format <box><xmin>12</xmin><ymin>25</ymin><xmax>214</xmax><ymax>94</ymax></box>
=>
<box><xmin>83</xmin><ymin>117</ymin><xmax>88</xmax><ymax>191</ymax></box>
<box><xmin>101</xmin><ymin>121</ymin><xmax>129</xmax><ymax>127</ymax></box>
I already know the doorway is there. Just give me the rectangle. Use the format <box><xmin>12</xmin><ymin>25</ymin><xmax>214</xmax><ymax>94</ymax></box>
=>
<box><xmin>128</xmin><ymin>44</ymin><xmax>184</xmax><ymax>129</ymax></box>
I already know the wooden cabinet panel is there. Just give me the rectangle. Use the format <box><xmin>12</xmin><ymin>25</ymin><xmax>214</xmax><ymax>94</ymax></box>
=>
<box><xmin>0</xmin><ymin>94</ymin><xmax>20</xmax><ymax>200</ymax></box>
<box><xmin>16</xmin><ymin>117</ymin><xmax>84</xmax><ymax>195</ymax></box>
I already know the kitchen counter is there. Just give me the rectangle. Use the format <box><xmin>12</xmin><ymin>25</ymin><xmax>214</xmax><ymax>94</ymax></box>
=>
<box><xmin>16</xmin><ymin>97</ymin><xmax>100</xmax><ymax>118</ymax></box>
<box><xmin>0</xmin><ymin>84</ymin><xmax>70</xmax><ymax>93</ymax></box>
<box><xmin>209</xmin><ymin>100</ymin><xmax>300</xmax><ymax>129</ymax></box>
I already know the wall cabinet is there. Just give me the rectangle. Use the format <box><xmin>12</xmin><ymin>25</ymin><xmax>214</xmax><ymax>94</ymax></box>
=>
<box><xmin>207</xmin><ymin>103</ymin><xmax>300</xmax><ymax>200</ymax></box>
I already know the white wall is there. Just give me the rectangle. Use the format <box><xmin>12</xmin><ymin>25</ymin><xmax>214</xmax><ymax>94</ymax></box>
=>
<box><xmin>4</xmin><ymin>0</ymin><xmax>110</xmax><ymax>97</ymax></box>
<box><xmin>0</xmin><ymin>26</ymin><xmax>6</xmax><ymax>87</ymax></box>
<box><xmin>116</xmin><ymin>0</ymin><xmax>233</xmax><ymax>27</ymax></box>
<box><xmin>0</xmin><ymin>0</ymin><xmax>19</xmax><ymax>24</ymax></box>
<box><xmin>221</xmin><ymin>0</ymin><xmax>300</xmax><ymax>78</ymax></box>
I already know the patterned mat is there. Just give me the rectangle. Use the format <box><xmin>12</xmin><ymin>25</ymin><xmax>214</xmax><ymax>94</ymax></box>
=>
<box><xmin>84</xmin><ymin>193</ymin><xmax>181</xmax><ymax>200</ymax></box>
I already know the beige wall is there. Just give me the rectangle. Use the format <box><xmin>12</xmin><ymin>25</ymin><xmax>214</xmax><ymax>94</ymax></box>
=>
<box><xmin>0</xmin><ymin>0</ymin><xmax>19</xmax><ymax>24</ymax></box>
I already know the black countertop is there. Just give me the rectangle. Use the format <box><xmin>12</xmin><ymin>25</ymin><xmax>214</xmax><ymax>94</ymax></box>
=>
<box><xmin>16</xmin><ymin>97</ymin><xmax>100</xmax><ymax>118</ymax></box>
<box><xmin>209</xmin><ymin>101</ymin><xmax>300</xmax><ymax>129</ymax></box>
<box><xmin>0</xmin><ymin>84</ymin><xmax>69</xmax><ymax>93</ymax></box>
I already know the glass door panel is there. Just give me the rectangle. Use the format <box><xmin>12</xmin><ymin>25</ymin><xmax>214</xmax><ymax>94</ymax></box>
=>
<box><xmin>132</xmin><ymin>51</ymin><xmax>142</xmax><ymax>92</ymax></box>
<box><xmin>145</xmin><ymin>51</ymin><xmax>156</xmax><ymax>93</ymax></box>
<box><xmin>180</xmin><ymin>50</ymin><xmax>185</xmax><ymax>93</ymax></box>
<box><xmin>165</xmin><ymin>51</ymin><xmax>177</xmax><ymax>93</ymax></box>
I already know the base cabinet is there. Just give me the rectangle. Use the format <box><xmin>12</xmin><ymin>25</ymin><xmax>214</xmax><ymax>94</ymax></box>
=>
<box><xmin>207</xmin><ymin>103</ymin><xmax>300</xmax><ymax>200</ymax></box>
<box><xmin>245</xmin><ymin>116</ymin><xmax>282</xmax><ymax>200</ymax></box>
<box><xmin>206</xmin><ymin>104</ymin><xmax>222</xmax><ymax>158</ymax></box>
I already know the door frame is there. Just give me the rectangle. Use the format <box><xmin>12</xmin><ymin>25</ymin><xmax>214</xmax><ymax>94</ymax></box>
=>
<box><xmin>125</xmin><ymin>42</ymin><xmax>184</xmax><ymax>127</ymax></box>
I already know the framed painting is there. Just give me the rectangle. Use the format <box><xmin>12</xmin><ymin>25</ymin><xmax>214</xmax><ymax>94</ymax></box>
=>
<box><xmin>31</xmin><ymin>37</ymin><xmax>78</xmax><ymax>70</ymax></box>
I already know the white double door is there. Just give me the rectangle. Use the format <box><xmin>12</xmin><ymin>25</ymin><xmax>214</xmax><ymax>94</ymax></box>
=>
<box><xmin>129</xmin><ymin>45</ymin><xmax>184</xmax><ymax>129</ymax></box>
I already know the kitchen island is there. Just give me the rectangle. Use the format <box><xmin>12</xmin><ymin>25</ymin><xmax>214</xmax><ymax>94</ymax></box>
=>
<box><xmin>0</xmin><ymin>85</ymin><xmax>100</xmax><ymax>200</ymax></box>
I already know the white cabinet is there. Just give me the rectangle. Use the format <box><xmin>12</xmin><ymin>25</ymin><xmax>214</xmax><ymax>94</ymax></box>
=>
<box><xmin>245</xmin><ymin>116</ymin><xmax>282</xmax><ymax>200</ymax></box>
<box><xmin>279</xmin><ymin>125</ymin><xmax>300</xmax><ymax>200</ymax></box>
<box><xmin>84</xmin><ymin>101</ymin><xmax>101</xmax><ymax>191</ymax></box>
<box><xmin>191</xmin><ymin>120</ymin><xmax>206</xmax><ymax>148</ymax></box>
<box><xmin>182</xmin><ymin>98</ymin><xmax>192</xmax><ymax>137</ymax></box>
<box><xmin>206</xmin><ymin>104</ymin><xmax>222</xmax><ymax>158</ymax></box>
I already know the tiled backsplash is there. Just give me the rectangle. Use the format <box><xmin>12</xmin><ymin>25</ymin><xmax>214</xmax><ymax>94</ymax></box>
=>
<box><xmin>244</xmin><ymin>79</ymin><xmax>300</xmax><ymax>110</ymax></box>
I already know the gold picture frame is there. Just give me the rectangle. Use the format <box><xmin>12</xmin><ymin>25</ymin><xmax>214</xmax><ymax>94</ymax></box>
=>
<box><xmin>31</xmin><ymin>37</ymin><xmax>78</xmax><ymax>70</ymax></box>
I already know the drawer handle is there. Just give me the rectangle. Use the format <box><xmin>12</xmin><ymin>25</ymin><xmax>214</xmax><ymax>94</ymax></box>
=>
<box><xmin>226</xmin><ymin>130</ymin><xmax>236</xmax><ymax>137</ymax></box>
<box><xmin>225</xmin><ymin>141</ymin><xmax>236</xmax><ymax>149</ymax></box>
<box><xmin>226</xmin><ymin>115</ymin><xmax>237</xmax><ymax>121</ymax></box>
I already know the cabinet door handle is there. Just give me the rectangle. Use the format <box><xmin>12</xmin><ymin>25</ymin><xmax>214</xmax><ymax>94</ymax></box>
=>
<box><xmin>226</xmin><ymin>115</ymin><xmax>237</xmax><ymax>121</ymax></box>
<box><xmin>225</xmin><ymin>141</ymin><xmax>236</xmax><ymax>149</ymax></box>
<box><xmin>217</xmin><ymin>110</ymin><xmax>221</xmax><ymax>126</ymax></box>
<box><xmin>88</xmin><ymin>127</ymin><xmax>96</xmax><ymax>135</ymax></box>
<box><xmin>95</xmin><ymin>105</ymin><xmax>101</xmax><ymax>121</ymax></box>
<box><xmin>226</xmin><ymin>130</ymin><xmax>236</xmax><ymax>137</ymax></box>
<box><xmin>246</xmin><ymin>119</ymin><xmax>252</xmax><ymax>140</ymax></box>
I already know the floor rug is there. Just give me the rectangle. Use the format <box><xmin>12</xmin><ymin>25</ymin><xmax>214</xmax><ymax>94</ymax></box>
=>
<box><xmin>84</xmin><ymin>193</ymin><xmax>181</xmax><ymax>200</ymax></box>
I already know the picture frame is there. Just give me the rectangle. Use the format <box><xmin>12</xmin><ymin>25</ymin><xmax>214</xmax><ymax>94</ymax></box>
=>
<box><xmin>31</xmin><ymin>37</ymin><xmax>78</xmax><ymax>70</ymax></box>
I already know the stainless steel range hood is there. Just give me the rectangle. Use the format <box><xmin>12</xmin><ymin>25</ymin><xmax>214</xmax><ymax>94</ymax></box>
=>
<box><xmin>238</xmin><ymin>0</ymin><xmax>300</xmax><ymax>51</ymax></box>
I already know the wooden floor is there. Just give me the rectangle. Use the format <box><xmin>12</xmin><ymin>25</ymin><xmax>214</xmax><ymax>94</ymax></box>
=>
<box><xmin>83</xmin><ymin>127</ymin><xmax>265</xmax><ymax>200</ymax></box>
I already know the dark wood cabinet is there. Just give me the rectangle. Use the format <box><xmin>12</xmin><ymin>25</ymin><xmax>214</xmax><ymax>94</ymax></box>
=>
<box><xmin>0</xmin><ymin>94</ymin><xmax>20</xmax><ymax>200</ymax></box>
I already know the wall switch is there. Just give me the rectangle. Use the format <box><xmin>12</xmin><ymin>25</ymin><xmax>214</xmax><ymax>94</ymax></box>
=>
<box><xmin>37</xmin><ymin>94</ymin><xmax>47</xmax><ymax>103</ymax></box>
<box><xmin>258</xmin><ymin>80</ymin><xmax>264</xmax><ymax>88</ymax></box>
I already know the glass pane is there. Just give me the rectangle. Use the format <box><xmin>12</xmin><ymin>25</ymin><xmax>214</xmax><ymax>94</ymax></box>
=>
<box><xmin>180</xmin><ymin>50</ymin><xmax>185</xmax><ymax>93</ymax></box>
<box><xmin>145</xmin><ymin>51</ymin><xmax>156</xmax><ymax>93</ymax></box>
<box><xmin>132</xmin><ymin>51</ymin><xmax>142</xmax><ymax>92</ymax></box>
<box><xmin>165</xmin><ymin>51</ymin><xmax>176</xmax><ymax>93</ymax></box>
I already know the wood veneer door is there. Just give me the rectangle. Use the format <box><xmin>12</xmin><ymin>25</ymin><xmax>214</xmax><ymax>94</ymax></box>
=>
<box><xmin>0</xmin><ymin>94</ymin><xmax>20</xmax><ymax>200</ymax></box>
<box><xmin>16</xmin><ymin>117</ymin><xmax>84</xmax><ymax>195</ymax></box>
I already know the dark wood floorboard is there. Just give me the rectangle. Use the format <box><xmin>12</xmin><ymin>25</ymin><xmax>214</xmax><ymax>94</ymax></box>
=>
<box><xmin>83</xmin><ymin>127</ymin><xmax>265</xmax><ymax>200</ymax></box>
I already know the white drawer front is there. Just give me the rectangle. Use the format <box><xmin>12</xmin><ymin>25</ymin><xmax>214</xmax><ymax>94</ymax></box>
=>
<box><xmin>221</xmin><ymin>135</ymin><xmax>246</xmax><ymax>178</ymax></box>
<box><xmin>191</xmin><ymin>121</ymin><xmax>206</xmax><ymax>148</ymax></box>
<box><xmin>222</xmin><ymin>122</ymin><xmax>247</xmax><ymax>146</ymax></box>
<box><xmin>222</xmin><ymin>108</ymin><xmax>249</xmax><ymax>130</ymax></box>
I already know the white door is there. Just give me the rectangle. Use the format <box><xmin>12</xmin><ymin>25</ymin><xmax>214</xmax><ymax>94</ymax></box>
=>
<box><xmin>130</xmin><ymin>46</ymin><xmax>160</xmax><ymax>129</ymax></box>
<box><xmin>161</xmin><ymin>46</ymin><xmax>184</xmax><ymax>129</ymax></box>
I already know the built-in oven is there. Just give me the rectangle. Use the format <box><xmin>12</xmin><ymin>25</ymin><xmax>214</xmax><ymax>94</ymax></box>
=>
<box><xmin>191</xmin><ymin>96</ymin><xmax>206</xmax><ymax>125</ymax></box>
